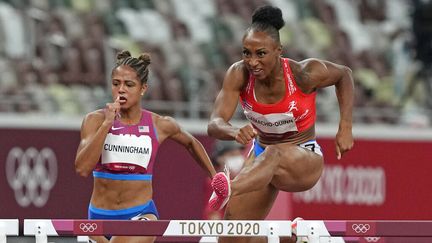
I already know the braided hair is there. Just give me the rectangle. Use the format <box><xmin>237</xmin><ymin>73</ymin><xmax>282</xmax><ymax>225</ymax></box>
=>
<box><xmin>246</xmin><ymin>5</ymin><xmax>285</xmax><ymax>43</ymax></box>
<box><xmin>114</xmin><ymin>50</ymin><xmax>151</xmax><ymax>84</ymax></box>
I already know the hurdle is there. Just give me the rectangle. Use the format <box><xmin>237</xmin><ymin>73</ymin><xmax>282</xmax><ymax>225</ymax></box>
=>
<box><xmin>296</xmin><ymin>220</ymin><xmax>432</xmax><ymax>237</ymax></box>
<box><xmin>0</xmin><ymin>219</ymin><xmax>19</xmax><ymax>243</ymax></box>
<box><xmin>295</xmin><ymin>220</ymin><xmax>432</xmax><ymax>242</ymax></box>
<box><xmin>24</xmin><ymin>219</ymin><xmax>291</xmax><ymax>243</ymax></box>
<box><xmin>23</xmin><ymin>219</ymin><xmax>432</xmax><ymax>243</ymax></box>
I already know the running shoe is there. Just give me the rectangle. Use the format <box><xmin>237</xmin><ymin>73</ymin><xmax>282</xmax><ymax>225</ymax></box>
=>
<box><xmin>208</xmin><ymin>166</ymin><xmax>231</xmax><ymax>210</ymax></box>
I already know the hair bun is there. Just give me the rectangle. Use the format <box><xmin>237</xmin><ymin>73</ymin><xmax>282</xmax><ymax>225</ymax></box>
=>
<box><xmin>252</xmin><ymin>5</ymin><xmax>285</xmax><ymax>30</ymax></box>
<box><xmin>138</xmin><ymin>53</ymin><xmax>151</xmax><ymax>66</ymax></box>
<box><xmin>116</xmin><ymin>50</ymin><xmax>131</xmax><ymax>61</ymax></box>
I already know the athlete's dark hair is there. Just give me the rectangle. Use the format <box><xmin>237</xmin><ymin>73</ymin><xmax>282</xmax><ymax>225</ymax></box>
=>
<box><xmin>246</xmin><ymin>5</ymin><xmax>285</xmax><ymax>43</ymax></box>
<box><xmin>113</xmin><ymin>50</ymin><xmax>151</xmax><ymax>84</ymax></box>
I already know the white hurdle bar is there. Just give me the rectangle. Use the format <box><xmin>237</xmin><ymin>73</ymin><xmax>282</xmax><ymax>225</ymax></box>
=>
<box><xmin>24</xmin><ymin>219</ymin><xmax>291</xmax><ymax>243</ymax></box>
<box><xmin>295</xmin><ymin>220</ymin><xmax>432</xmax><ymax>242</ymax></box>
<box><xmin>23</xmin><ymin>219</ymin><xmax>432</xmax><ymax>243</ymax></box>
<box><xmin>0</xmin><ymin>219</ymin><xmax>19</xmax><ymax>243</ymax></box>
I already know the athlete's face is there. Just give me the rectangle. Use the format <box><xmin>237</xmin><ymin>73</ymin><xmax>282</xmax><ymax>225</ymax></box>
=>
<box><xmin>242</xmin><ymin>31</ymin><xmax>282</xmax><ymax>81</ymax></box>
<box><xmin>111</xmin><ymin>65</ymin><xmax>147</xmax><ymax>109</ymax></box>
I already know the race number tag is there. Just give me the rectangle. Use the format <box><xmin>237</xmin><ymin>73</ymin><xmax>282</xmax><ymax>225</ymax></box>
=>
<box><xmin>244</xmin><ymin>109</ymin><xmax>298</xmax><ymax>134</ymax></box>
<box><xmin>102</xmin><ymin>133</ymin><xmax>152</xmax><ymax>169</ymax></box>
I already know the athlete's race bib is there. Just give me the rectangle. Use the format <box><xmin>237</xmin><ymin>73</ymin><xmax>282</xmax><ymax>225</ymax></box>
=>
<box><xmin>102</xmin><ymin>133</ymin><xmax>152</xmax><ymax>169</ymax></box>
<box><xmin>244</xmin><ymin>109</ymin><xmax>298</xmax><ymax>134</ymax></box>
<box><xmin>299</xmin><ymin>140</ymin><xmax>323</xmax><ymax>156</ymax></box>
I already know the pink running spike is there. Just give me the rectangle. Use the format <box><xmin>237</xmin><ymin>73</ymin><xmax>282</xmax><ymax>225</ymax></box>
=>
<box><xmin>208</xmin><ymin>167</ymin><xmax>231</xmax><ymax>210</ymax></box>
<box><xmin>211</xmin><ymin>171</ymin><xmax>230</xmax><ymax>198</ymax></box>
<box><xmin>208</xmin><ymin>191</ymin><xmax>229</xmax><ymax>211</ymax></box>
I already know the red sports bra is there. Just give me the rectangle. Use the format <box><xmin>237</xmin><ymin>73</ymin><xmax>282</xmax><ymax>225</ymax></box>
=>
<box><xmin>240</xmin><ymin>58</ymin><xmax>316</xmax><ymax>139</ymax></box>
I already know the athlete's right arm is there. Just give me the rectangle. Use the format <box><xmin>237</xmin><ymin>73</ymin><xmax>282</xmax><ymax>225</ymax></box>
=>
<box><xmin>207</xmin><ymin>62</ymin><xmax>256</xmax><ymax>145</ymax></box>
<box><xmin>75</xmin><ymin>97</ymin><xmax>120</xmax><ymax>177</ymax></box>
<box><xmin>74</xmin><ymin>111</ymin><xmax>111</xmax><ymax>177</ymax></box>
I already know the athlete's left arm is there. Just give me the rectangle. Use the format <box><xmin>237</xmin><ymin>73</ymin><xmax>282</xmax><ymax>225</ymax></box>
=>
<box><xmin>300</xmin><ymin>58</ymin><xmax>354</xmax><ymax>159</ymax></box>
<box><xmin>155</xmin><ymin>115</ymin><xmax>216</xmax><ymax>178</ymax></box>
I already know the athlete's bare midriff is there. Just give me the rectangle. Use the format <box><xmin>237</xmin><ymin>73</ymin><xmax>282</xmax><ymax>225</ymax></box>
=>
<box><xmin>90</xmin><ymin>178</ymin><xmax>153</xmax><ymax>209</ymax></box>
<box><xmin>258</xmin><ymin>125</ymin><xmax>316</xmax><ymax>146</ymax></box>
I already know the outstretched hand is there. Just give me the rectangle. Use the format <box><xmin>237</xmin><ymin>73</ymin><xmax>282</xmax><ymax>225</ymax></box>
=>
<box><xmin>235</xmin><ymin>124</ymin><xmax>257</xmax><ymax>145</ymax></box>
<box><xmin>335</xmin><ymin>128</ymin><xmax>353</xmax><ymax>160</ymax></box>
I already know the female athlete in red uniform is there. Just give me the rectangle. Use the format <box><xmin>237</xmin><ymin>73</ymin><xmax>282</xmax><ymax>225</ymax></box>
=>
<box><xmin>208</xmin><ymin>5</ymin><xmax>354</xmax><ymax>243</ymax></box>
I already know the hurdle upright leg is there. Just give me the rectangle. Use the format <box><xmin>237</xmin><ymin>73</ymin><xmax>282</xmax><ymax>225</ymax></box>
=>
<box><xmin>266</xmin><ymin>221</ymin><xmax>292</xmax><ymax>243</ymax></box>
<box><xmin>35</xmin><ymin>222</ymin><xmax>48</xmax><ymax>243</ymax></box>
<box><xmin>24</xmin><ymin>220</ymin><xmax>59</xmax><ymax>243</ymax></box>
<box><xmin>267</xmin><ymin>235</ymin><xmax>280</xmax><ymax>243</ymax></box>
<box><xmin>0</xmin><ymin>223</ymin><xmax>5</xmax><ymax>243</ymax></box>
<box><xmin>296</xmin><ymin>220</ymin><xmax>331</xmax><ymax>243</ymax></box>
<box><xmin>0</xmin><ymin>219</ymin><xmax>19</xmax><ymax>243</ymax></box>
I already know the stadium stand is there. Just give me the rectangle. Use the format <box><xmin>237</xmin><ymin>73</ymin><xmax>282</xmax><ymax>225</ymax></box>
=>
<box><xmin>0</xmin><ymin>0</ymin><xmax>430</xmax><ymax>126</ymax></box>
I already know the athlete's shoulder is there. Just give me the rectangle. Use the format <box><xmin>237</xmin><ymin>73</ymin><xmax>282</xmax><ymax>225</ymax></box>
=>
<box><xmin>83</xmin><ymin>109</ymin><xmax>105</xmax><ymax>125</ymax></box>
<box><xmin>79</xmin><ymin>109</ymin><xmax>105</xmax><ymax>134</ymax></box>
<box><xmin>225</xmin><ymin>60</ymin><xmax>246</xmax><ymax>75</ymax></box>
<box><xmin>230</xmin><ymin>60</ymin><xmax>247</xmax><ymax>71</ymax></box>
<box><xmin>299</xmin><ymin>58</ymin><xmax>327</xmax><ymax>70</ymax></box>
<box><xmin>153</xmin><ymin>113</ymin><xmax>179</xmax><ymax>131</ymax></box>
<box><xmin>224</xmin><ymin>60</ymin><xmax>249</xmax><ymax>89</ymax></box>
<box><xmin>86</xmin><ymin>109</ymin><xmax>105</xmax><ymax>119</ymax></box>
<box><xmin>153</xmin><ymin>114</ymin><xmax>182</xmax><ymax>140</ymax></box>
<box><xmin>293</xmin><ymin>58</ymin><xmax>330</xmax><ymax>80</ymax></box>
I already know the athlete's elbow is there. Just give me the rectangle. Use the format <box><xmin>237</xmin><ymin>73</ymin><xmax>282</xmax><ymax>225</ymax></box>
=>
<box><xmin>336</xmin><ymin>66</ymin><xmax>354</xmax><ymax>88</ymax></box>
<box><xmin>207</xmin><ymin>121</ymin><xmax>217</xmax><ymax>137</ymax></box>
<box><xmin>75</xmin><ymin>162</ymin><xmax>91</xmax><ymax>177</ymax></box>
<box><xmin>343</xmin><ymin>66</ymin><xmax>353</xmax><ymax>77</ymax></box>
<box><xmin>76</xmin><ymin>169</ymin><xmax>91</xmax><ymax>178</ymax></box>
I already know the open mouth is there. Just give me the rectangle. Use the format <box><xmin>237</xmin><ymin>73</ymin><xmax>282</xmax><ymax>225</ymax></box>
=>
<box><xmin>252</xmin><ymin>69</ymin><xmax>263</xmax><ymax>76</ymax></box>
<box><xmin>118</xmin><ymin>96</ymin><xmax>127</xmax><ymax>103</ymax></box>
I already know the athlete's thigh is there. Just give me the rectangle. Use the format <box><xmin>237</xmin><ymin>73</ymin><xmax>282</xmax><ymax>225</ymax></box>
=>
<box><xmin>218</xmin><ymin>184</ymin><xmax>278</xmax><ymax>243</ymax></box>
<box><xmin>270</xmin><ymin>144</ymin><xmax>324</xmax><ymax>192</ymax></box>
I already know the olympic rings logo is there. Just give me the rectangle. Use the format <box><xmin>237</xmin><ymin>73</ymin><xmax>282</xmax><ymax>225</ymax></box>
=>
<box><xmin>5</xmin><ymin>147</ymin><xmax>58</xmax><ymax>207</ymax></box>
<box><xmin>351</xmin><ymin>223</ymin><xmax>371</xmax><ymax>233</ymax></box>
<box><xmin>364</xmin><ymin>237</ymin><xmax>381</xmax><ymax>242</ymax></box>
<box><xmin>79</xmin><ymin>223</ymin><xmax>98</xmax><ymax>233</ymax></box>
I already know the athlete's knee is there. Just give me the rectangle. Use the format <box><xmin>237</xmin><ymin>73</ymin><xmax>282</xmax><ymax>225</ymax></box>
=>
<box><xmin>306</xmin><ymin>165</ymin><xmax>324</xmax><ymax>188</ymax></box>
<box><xmin>296</xmin><ymin>179</ymin><xmax>319</xmax><ymax>191</ymax></box>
